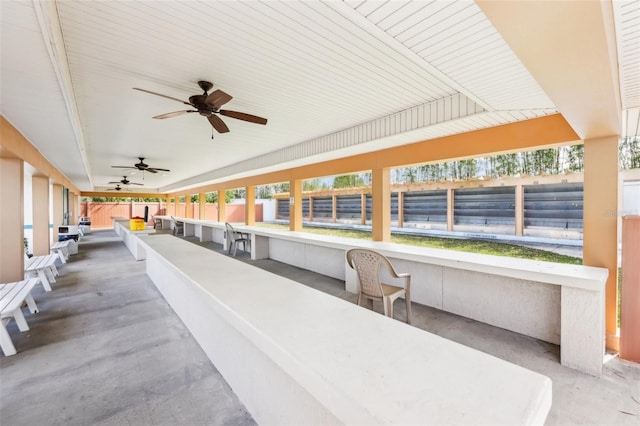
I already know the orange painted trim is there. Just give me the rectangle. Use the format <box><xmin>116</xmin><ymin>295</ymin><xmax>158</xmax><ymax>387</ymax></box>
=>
<box><xmin>246</xmin><ymin>186</ymin><xmax>255</xmax><ymax>226</ymax></box>
<box><xmin>183</xmin><ymin>114</ymin><xmax>579</xmax><ymax>194</ymax></box>
<box><xmin>372</xmin><ymin>168</ymin><xmax>390</xmax><ymax>242</ymax></box>
<box><xmin>290</xmin><ymin>180</ymin><xmax>302</xmax><ymax>231</ymax></box>
<box><xmin>1</xmin><ymin>115</ymin><xmax>80</xmax><ymax>194</ymax></box>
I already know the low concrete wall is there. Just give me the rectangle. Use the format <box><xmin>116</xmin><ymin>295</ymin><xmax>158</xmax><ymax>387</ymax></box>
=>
<box><xmin>137</xmin><ymin>234</ymin><xmax>553</xmax><ymax>425</ymax></box>
<box><xmin>244</xmin><ymin>225</ymin><xmax>607</xmax><ymax>376</ymax></box>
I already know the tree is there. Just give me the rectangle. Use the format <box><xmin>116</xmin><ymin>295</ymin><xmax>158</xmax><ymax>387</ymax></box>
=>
<box><xmin>333</xmin><ymin>174</ymin><xmax>365</xmax><ymax>188</ymax></box>
<box><xmin>620</xmin><ymin>136</ymin><xmax>640</xmax><ymax>169</ymax></box>
<box><xmin>566</xmin><ymin>145</ymin><xmax>584</xmax><ymax>172</ymax></box>
<box><xmin>457</xmin><ymin>159</ymin><xmax>477</xmax><ymax>179</ymax></box>
<box><xmin>303</xmin><ymin>179</ymin><xmax>326</xmax><ymax>191</ymax></box>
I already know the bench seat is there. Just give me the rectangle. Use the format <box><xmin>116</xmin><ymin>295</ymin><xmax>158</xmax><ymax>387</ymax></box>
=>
<box><xmin>51</xmin><ymin>240</ymin><xmax>71</xmax><ymax>263</ymax></box>
<box><xmin>25</xmin><ymin>254</ymin><xmax>59</xmax><ymax>292</ymax></box>
<box><xmin>0</xmin><ymin>278</ymin><xmax>39</xmax><ymax>356</ymax></box>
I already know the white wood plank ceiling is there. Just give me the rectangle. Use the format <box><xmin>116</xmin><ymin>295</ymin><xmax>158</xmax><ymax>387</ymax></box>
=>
<box><xmin>614</xmin><ymin>0</ymin><xmax>640</xmax><ymax>138</ymax></box>
<box><xmin>1</xmin><ymin>0</ymin><xmax>636</xmax><ymax>193</ymax></box>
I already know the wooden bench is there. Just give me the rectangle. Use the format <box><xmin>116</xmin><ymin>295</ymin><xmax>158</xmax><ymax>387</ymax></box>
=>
<box><xmin>24</xmin><ymin>254</ymin><xmax>59</xmax><ymax>292</ymax></box>
<box><xmin>137</xmin><ymin>234</ymin><xmax>552</xmax><ymax>425</ymax></box>
<box><xmin>1</xmin><ymin>278</ymin><xmax>39</xmax><ymax>356</ymax></box>
<box><xmin>51</xmin><ymin>240</ymin><xmax>71</xmax><ymax>263</ymax></box>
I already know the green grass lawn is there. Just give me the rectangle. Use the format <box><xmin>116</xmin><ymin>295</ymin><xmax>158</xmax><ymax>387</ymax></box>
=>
<box><xmin>257</xmin><ymin>223</ymin><xmax>582</xmax><ymax>264</ymax></box>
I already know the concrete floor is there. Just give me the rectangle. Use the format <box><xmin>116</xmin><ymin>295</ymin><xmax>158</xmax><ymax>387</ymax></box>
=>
<box><xmin>2</xmin><ymin>229</ymin><xmax>639</xmax><ymax>425</ymax></box>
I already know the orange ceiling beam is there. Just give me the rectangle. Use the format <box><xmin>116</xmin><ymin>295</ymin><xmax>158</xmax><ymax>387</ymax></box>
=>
<box><xmin>175</xmin><ymin>113</ymin><xmax>579</xmax><ymax>196</ymax></box>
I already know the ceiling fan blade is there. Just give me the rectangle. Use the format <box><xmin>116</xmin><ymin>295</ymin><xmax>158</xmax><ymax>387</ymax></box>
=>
<box><xmin>153</xmin><ymin>110</ymin><xmax>196</xmax><ymax>119</ymax></box>
<box><xmin>219</xmin><ymin>110</ymin><xmax>267</xmax><ymax>125</ymax></box>
<box><xmin>133</xmin><ymin>88</ymin><xmax>192</xmax><ymax>106</ymax></box>
<box><xmin>147</xmin><ymin>167</ymin><xmax>171</xmax><ymax>173</ymax></box>
<box><xmin>128</xmin><ymin>182</ymin><xmax>144</xmax><ymax>186</ymax></box>
<box><xmin>108</xmin><ymin>181</ymin><xmax>121</xmax><ymax>184</ymax></box>
<box><xmin>112</xmin><ymin>166</ymin><xmax>136</xmax><ymax>169</ymax></box>
<box><xmin>206</xmin><ymin>89</ymin><xmax>233</xmax><ymax>109</ymax></box>
<box><xmin>208</xmin><ymin>115</ymin><xmax>230</xmax><ymax>133</ymax></box>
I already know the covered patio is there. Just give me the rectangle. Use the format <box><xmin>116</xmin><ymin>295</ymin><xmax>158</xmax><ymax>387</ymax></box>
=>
<box><xmin>1</xmin><ymin>229</ymin><xmax>639</xmax><ymax>425</ymax></box>
<box><xmin>1</xmin><ymin>0</ymin><xmax>639</xmax><ymax>424</ymax></box>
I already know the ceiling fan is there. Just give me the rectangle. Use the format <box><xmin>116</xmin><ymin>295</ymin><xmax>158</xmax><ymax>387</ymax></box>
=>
<box><xmin>133</xmin><ymin>81</ymin><xmax>267</xmax><ymax>134</ymax></box>
<box><xmin>107</xmin><ymin>184</ymin><xmax>130</xmax><ymax>192</ymax></box>
<box><xmin>109</xmin><ymin>176</ymin><xmax>143</xmax><ymax>186</ymax></box>
<box><xmin>111</xmin><ymin>157</ymin><xmax>170</xmax><ymax>174</ymax></box>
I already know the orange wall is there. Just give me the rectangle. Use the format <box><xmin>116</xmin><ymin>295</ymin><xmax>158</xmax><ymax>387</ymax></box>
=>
<box><xmin>81</xmin><ymin>202</ymin><xmax>262</xmax><ymax>228</ymax></box>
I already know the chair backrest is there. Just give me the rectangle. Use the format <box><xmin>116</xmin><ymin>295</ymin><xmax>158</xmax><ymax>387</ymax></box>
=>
<box><xmin>170</xmin><ymin>216</ymin><xmax>183</xmax><ymax>232</ymax></box>
<box><xmin>225</xmin><ymin>222</ymin><xmax>237</xmax><ymax>238</ymax></box>
<box><xmin>346</xmin><ymin>249</ymin><xmax>391</xmax><ymax>298</ymax></box>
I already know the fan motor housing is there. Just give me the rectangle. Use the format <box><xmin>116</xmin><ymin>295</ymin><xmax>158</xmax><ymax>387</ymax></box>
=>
<box><xmin>189</xmin><ymin>94</ymin><xmax>214</xmax><ymax>115</ymax></box>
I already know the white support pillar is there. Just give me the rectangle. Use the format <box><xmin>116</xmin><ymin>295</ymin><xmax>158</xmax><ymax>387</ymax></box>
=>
<box><xmin>32</xmin><ymin>175</ymin><xmax>50</xmax><ymax>255</ymax></box>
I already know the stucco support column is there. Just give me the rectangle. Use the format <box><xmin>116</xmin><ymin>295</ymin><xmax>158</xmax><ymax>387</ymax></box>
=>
<box><xmin>332</xmin><ymin>194</ymin><xmax>337</xmax><ymax>223</ymax></box>
<box><xmin>165</xmin><ymin>195</ymin><xmax>171</xmax><ymax>215</ymax></box>
<box><xmin>69</xmin><ymin>192</ymin><xmax>78</xmax><ymax>224</ymax></box>
<box><xmin>372</xmin><ymin>168</ymin><xmax>390</xmax><ymax>242</ymax></box>
<box><xmin>198</xmin><ymin>192</ymin><xmax>206</xmax><ymax>220</ymax></box>
<box><xmin>174</xmin><ymin>196</ymin><xmax>180</xmax><ymax>217</ymax></box>
<box><xmin>217</xmin><ymin>190</ymin><xmax>226</xmax><ymax>222</ymax></box>
<box><xmin>185</xmin><ymin>195</ymin><xmax>192</xmax><ymax>218</ymax></box>
<box><xmin>246</xmin><ymin>186</ymin><xmax>255</xmax><ymax>226</ymax></box>
<box><xmin>52</xmin><ymin>184</ymin><xmax>63</xmax><ymax>242</ymax></box>
<box><xmin>515</xmin><ymin>184</ymin><xmax>524</xmax><ymax>236</ymax></box>
<box><xmin>0</xmin><ymin>158</ymin><xmax>24</xmax><ymax>282</ymax></box>
<box><xmin>397</xmin><ymin>191</ymin><xmax>404</xmax><ymax>228</ymax></box>
<box><xmin>32</xmin><ymin>176</ymin><xmax>50</xmax><ymax>255</ymax></box>
<box><xmin>290</xmin><ymin>180</ymin><xmax>302</xmax><ymax>232</ymax></box>
<box><xmin>583</xmin><ymin>136</ymin><xmax>619</xmax><ymax>351</ymax></box>
<box><xmin>447</xmin><ymin>188</ymin><xmax>454</xmax><ymax>232</ymax></box>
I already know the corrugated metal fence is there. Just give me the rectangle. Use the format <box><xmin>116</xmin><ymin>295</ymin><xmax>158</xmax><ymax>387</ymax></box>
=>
<box><xmin>276</xmin><ymin>182</ymin><xmax>584</xmax><ymax>236</ymax></box>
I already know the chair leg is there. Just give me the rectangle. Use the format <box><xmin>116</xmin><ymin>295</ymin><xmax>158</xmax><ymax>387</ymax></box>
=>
<box><xmin>25</xmin><ymin>294</ymin><xmax>39</xmax><ymax>314</ymax></box>
<box><xmin>37</xmin><ymin>270</ymin><xmax>52</xmax><ymax>292</ymax></box>
<box><xmin>45</xmin><ymin>267</ymin><xmax>56</xmax><ymax>283</ymax></box>
<box><xmin>383</xmin><ymin>297</ymin><xmax>394</xmax><ymax>319</ymax></box>
<box><xmin>0</xmin><ymin>324</ymin><xmax>17</xmax><ymax>356</ymax></box>
<box><xmin>12</xmin><ymin>308</ymin><xmax>29</xmax><ymax>332</ymax></box>
<box><xmin>405</xmin><ymin>297</ymin><xmax>412</xmax><ymax>325</ymax></box>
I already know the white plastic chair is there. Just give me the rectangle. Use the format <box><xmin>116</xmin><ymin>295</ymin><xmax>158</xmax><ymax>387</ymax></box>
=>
<box><xmin>171</xmin><ymin>216</ymin><xmax>184</xmax><ymax>236</ymax></box>
<box><xmin>225</xmin><ymin>222</ymin><xmax>250</xmax><ymax>256</ymax></box>
<box><xmin>346</xmin><ymin>248</ymin><xmax>412</xmax><ymax>324</ymax></box>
